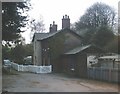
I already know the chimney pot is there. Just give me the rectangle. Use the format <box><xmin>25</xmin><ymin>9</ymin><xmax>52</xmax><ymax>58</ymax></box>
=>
<box><xmin>50</xmin><ymin>24</ymin><xmax>52</xmax><ymax>27</ymax></box>
<box><xmin>68</xmin><ymin>16</ymin><xmax>69</xmax><ymax>19</ymax></box>
<box><xmin>53</xmin><ymin>21</ymin><xmax>55</xmax><ymax>25</ymax></box>
<box><xmin>49</xmin><ymin>21</ymin><xmax>57</xmax><ymax>33</ymax></box>
<box><xmin>65</xmin><ymin>15</ymin><xmax>67</xmax><ymax>19</ymax></box>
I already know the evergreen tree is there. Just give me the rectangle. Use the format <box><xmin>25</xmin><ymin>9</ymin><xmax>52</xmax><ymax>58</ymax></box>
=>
<box><xmin>2</xmin><ymin>1</ymin><xmax>30</xmax><ymax>46</ymax></box>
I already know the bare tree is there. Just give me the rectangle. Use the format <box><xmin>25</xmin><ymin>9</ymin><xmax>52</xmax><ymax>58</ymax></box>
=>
<box><xmin>75</xmin><ymin>2</ymin><xmax>116</xmax><ymax>31</ymax></box>
<box><xmin>29</xmin><ymin>17</ymin><xmax>45</xmax><ymax>39</ymax></box>
<box><xmin>30</xmin><ymin>18</ymin><xmax>45</xmax><ymax>33</ymax></box>
<box><xmin>74</xmin><ymin>2</ymin><xmax>116</xmax><ymax>48</ymax></box>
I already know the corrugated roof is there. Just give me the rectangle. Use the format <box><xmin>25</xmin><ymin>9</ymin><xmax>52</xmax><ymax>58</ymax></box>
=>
<box><xmin>99</xmin><ymin>55</ymin><xmax>120</xmax><ymax>59</ymax></box>
<box><xmin>98</xmin><ymin>55</ymin><xmax>120</xmax><ymax>62</ymax></box>
<box><xmin>64</xmin><ymin>45</ymin><xmax>91</xmax><ymax>55</ymax></box>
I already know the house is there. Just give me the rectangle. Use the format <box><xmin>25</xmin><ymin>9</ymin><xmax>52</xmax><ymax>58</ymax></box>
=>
<box><xmin>32</xmin><ymin>15</ymin><xmax>82</xmax><ymax>66</ymax></box>
<box><xmin>60</xmin><ymin>44</ymin><xmax>104</xmax><ymax>77</ymax></box>
<box><xmin>32</xmin><ymin>15</ymin><xmax>105</xmax><ymax>77</ymax></box>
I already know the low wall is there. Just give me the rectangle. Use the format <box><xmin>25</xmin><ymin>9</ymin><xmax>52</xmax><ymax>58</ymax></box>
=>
<box><xmin>10</xmin><ymin>62</ymin><xmax>52</xmax><ymax>73</ymax></box>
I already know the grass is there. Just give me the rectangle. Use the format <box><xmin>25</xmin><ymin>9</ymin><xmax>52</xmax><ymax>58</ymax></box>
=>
<box><xmin>2</xmin><ymin>67</ymin><xmax>18</xmax><ymax>75</ymax></box>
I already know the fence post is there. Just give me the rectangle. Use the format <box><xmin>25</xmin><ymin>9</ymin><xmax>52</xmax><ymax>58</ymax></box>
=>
<box><xmin>87</xmin><ymin>67</ymin><xmax>89</xmax><ymax>79</ymax></box>
<box><xmin>109</xmin><ymin>68</ymin><xmax>111</xmax><ymax>82</ymax></box>
<box><xmin>18</xmin><ymin>64</ymin><xmax>19</xmax><ymax>71</ymax></box>
<box><xmin>93</xmin><ymin>67</ymin><xmax>95</xmax><ymax>80</ymax></box>
<box><xmin>100</xmin><ymin>67</ymin><xmax>102</xmax><ymax>80</ymax></box>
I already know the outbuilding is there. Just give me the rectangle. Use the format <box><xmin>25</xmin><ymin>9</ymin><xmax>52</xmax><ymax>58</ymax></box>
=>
<box><xmin>60</xmin><ymin>44</ymin><xmax>104</xmax><ymax>78</ymax></box>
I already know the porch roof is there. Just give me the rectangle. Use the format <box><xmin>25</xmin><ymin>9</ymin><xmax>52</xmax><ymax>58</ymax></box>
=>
<box><xmin>64</xmin><ymin>45</ymin><xmax>91</xmax><ymax>55</ymax></box>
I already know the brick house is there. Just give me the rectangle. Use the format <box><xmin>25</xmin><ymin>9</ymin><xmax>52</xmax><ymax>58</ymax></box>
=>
<box><xmin>32</xmin><ymin>15</ymin><xmax>104</xmax><ymax>77</ymax></box>
<box><xmin>32</xmin><ymin>15</ymin><xmax>82</xmax><ymax>66</ymax></box>
<box><xmin>61</xmin><ymin>44</ymin><xmax>104</xmax><ymax>77</ymax></box>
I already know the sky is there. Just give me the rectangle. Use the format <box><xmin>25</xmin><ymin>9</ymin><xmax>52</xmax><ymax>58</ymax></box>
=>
<box><xmin>22</xmin><ymin>0</ymin><xmax>119</xmax><ymax>44</ymax></box>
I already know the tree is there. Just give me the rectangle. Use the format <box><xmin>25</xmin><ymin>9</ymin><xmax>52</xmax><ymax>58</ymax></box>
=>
<box><xmin>93</xmin><ymin>26</ymin><xmax>114</xmax><ymax>47</ymax></box>
<box><xmin>29</xmin><ymin>17</ymin><xmax>45</xmax><ymax>40</ymax></box>
<box><xmin>104</xmin><ymin>35</ymin><xmax>120</xmax><ymax>53</ymax></box>
<box><xmin>2</xmin><ymin>45</ymin><xmax>11</xmax><ymax>61</ymax></box>
<box><xmin>2</xmin><ymin>1</ymin><xmax>30</xmax><ymax>46</ymax></box>
<box><xmin>75</xmin><ymin>2</ymin><xmax>116</xmax><ymax>31</ymax></box>
<box><xmin>30</xmin><ymin>18</ymin><xmax>45</xmax><ymax>33</ymax></box>
<box><xmin>74</xmin><ymin>2</ymin><xmax>116</xmax><ymax>48</ymax></box>
<box><xmin>23</xmin><ymin>44</ymin><xmax>33</xmax><ymax>56</ymax></box>
<box><xmin>9</xmin><ymin>43</ymin><xmax>33</xmax><ymax>64</ymax></box>
<box><xmin>10</xmin><ymin>44</ymin><xmax>24</xmax><ymax>64</ymax></box>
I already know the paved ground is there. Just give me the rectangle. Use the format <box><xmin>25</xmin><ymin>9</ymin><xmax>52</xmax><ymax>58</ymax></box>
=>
<box><xmin>2</xmin><ymin>71</ymin><xmax>119</xmax><ymax>92</ymax></box>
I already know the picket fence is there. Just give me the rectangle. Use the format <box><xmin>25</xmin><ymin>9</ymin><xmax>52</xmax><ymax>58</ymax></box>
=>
<box><xmin>11</xmin><ymin>62</ymin><xmax>52</xmax><ymax>73</ymax></box>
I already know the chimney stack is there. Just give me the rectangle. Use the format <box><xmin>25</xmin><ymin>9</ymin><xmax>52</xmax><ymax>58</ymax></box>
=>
<box><xmin>49</xmin><ymin>21</ymin><xmax>57</xmax><ymax>33</ymax></box>
<box><xmin>62</xmin><ymin>14</ymin><xmax>70</xmax><ymax>29</ymax></box>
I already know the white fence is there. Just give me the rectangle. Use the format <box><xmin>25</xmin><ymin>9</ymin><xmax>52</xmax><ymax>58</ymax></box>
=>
<box><xmin>10</xmin><ymin>62</ymin><xmax>52</xmax><ymax>73</ymax></box>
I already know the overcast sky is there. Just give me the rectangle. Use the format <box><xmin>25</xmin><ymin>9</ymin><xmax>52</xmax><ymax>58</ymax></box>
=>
<box><xmin>22</xmin><ymin>0</ymin><xmax>119</xmax><ymax>44</ymax></box>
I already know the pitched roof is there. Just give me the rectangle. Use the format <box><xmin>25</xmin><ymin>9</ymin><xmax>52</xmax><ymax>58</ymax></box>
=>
<box><xmin>33</xmin><ymin>33</ymin><xmax>53</xmax><ymax>41</ymax></box>
<box><xmin>64</xmin><ymin>45</ymin><xmax>91</xmax><ymax>55</ymax></box>
<box><xmin>64</xmin><ymin>44</ymin><xmax>102</xmax><ymax>55</ymax></box>
<box><xmin>32</xmin><ymin>28</ymin><xmax>82</xmax><ymax>41</ymax></box>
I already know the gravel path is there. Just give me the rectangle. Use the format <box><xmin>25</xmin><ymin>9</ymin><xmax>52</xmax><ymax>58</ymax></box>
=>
<box><xmin>2</xmin><ymin>72</ymin><xmax>119</xmax><ymax>92</ymax></box>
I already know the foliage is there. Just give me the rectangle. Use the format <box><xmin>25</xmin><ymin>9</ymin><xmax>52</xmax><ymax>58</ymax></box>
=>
<box><xmin>2</xmin><ymin>45</ymin><xmax>11</xmax><ymax>61</ymax></box>
<box><xmin>2</xmin><ymin>67</ymin><xmax>18</xmax><ymax>75</ymax></box>
<box><xmin>104</xmin><ymin>35</ymin><xmax>120</xmax><ymax>53</ymax></box>
<box><xmin>30</xmin><ymin>18</ymin><xmax>45</xmax><ymax>33</ymax></box>
<box><xmin>29</xmin><ymin>17</ymin><xmax>45</xmax><ymax>40</ymax></box>
<box><xmin>81</xmin><ymin>28</ymin><xmax>96</xmax><ymax>45</ymax></box>
<box><xmin>93</xmin><ymin>26</ymin><xmax>115</xmax><ymax>47</ymax></box>
<box><xmin>81</xmin><ymin>26</ymin><xmax>115</xmax><ymax>48</ymax></box>
<box><xmin>75</xmin><ymin>2</ymin><xmax>116</xmax><ymax>31</ymax></box>
<box><xmin>2</xmin><ymin>1</ymin><xmax>30</xmax><ymax>45</ymax></box>
<box><xmin>74</xmin><ymin>2</ymin><xmax>116</xmax><ymax>52</ymax></box>
<box><xmin>2</xmin><ymin>43</ymin><xmax>33</xmax><ymax>64</ymax></box>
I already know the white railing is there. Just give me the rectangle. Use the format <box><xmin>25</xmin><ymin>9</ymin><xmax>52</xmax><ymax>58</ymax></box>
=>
<box><xmin>10</xmin><ymin>62</ymin><xmax>52</xmax><ymax>73</ymax></box>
